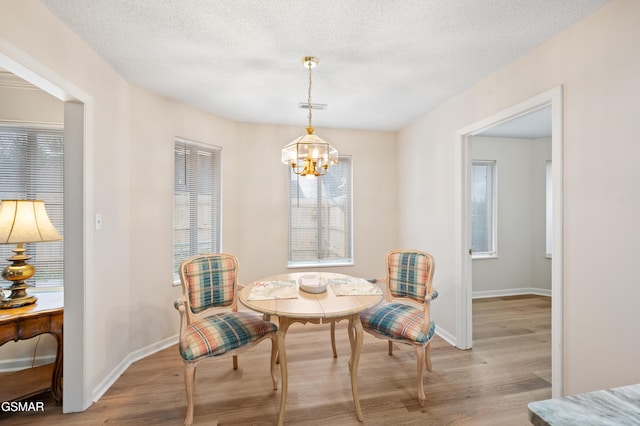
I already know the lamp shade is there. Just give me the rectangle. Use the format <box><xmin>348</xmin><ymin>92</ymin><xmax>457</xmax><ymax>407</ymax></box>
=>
<box><xmin>0</xmin><ymin>200</ymin><xmax>63</xmax><ymax>244</ymax></box>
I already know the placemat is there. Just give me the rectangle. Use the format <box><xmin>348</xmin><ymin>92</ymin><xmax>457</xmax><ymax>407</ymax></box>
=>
<box><xmin>328</xmin><ymin>277</ymin><xmax>383</xmax><ymax>296</ymax></box>
<box><xmin>247</xmin><ymin>280</ymin><xmax>299</xmax><ymax>300</ymax></box>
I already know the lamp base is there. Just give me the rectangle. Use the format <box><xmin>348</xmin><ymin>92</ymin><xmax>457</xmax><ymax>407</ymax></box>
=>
<box><xmin>1</xmin><ymin>244</ymin><xmax>38</xmax><ymax>309</ymax></box>
<box><xmin>0</xmin><ymin>282</ymin><xmax>38</xmax><ymax>309</ymax></box>
<box><xmin>0</xmin><ymin>294</ymin><xmax>37</xmax><ymax>309</ymax></box>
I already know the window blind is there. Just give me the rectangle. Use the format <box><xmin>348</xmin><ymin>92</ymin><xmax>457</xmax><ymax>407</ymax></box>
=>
<box><xmin>471</xmin><ymin>160</ymin><xmax>496</xmax><ymax>256</ymax></box>
<box><xmin>173</xmin><ymin>138</ymin><xmax>221</xmax><ymax>282</ymax></box>
<box><xmin>288</xmin><ymin>156</ymin><xmax>353</xmax><ymax>266</ymax></box>
<box><xmin>0</xmin><ymin>124</ymin><xmax>64</xmax><ymax>288</ymax></box>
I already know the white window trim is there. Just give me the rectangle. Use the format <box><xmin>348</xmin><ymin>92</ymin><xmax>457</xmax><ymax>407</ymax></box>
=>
<box><xmin>471</xmin><ymin>160</ymin><xmax>497</xmax><ymax>259</ymax></box>
<box><xmin>172</xmin><ymin>137</ymin><xmax>222</xmax><ymax>285</ymax></box>
<box><xmin>545</xmin><ymin>160</ymin><xmax>552</xmax><ymax>258</ymax></box>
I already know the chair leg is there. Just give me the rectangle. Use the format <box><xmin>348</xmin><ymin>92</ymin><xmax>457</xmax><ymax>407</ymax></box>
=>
<box><xmin>425</xmin><ymin>341</ymin><xmax>433</xmax><ymax>372</ymax></box>
<box><xmin>415</xmin><ymin>345</ymin><xmax>426</xmax><ymax>406</ymax></box>
<box><xmin>388</xmin><ymin>341</ymin><xmax>393</xmax><ymax>355</ymax></box>
<box><xmin>233</xmin><ymin>355</ymin><xmax>238</xmax><ymax>370</ymax></box>
<box><xmin>184</xmin><ymin>363</ymin><xmax>196</xmax><ymax>426</ymax></box>
<box><xmin>270</xmin><ymin>335</ymin><xmax>279</xmax><ymax>390</ymax></box>
<box><xmin>331</xmin><ymin>322</ymin><xmax>337</xmax><ymax>358</ymax></box>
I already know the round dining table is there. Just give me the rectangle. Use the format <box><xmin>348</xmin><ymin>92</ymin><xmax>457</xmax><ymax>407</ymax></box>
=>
<box><xmin>239</xmin><ymin>272</ymin><xmax>383</xmax><ymax>426</ymax></box>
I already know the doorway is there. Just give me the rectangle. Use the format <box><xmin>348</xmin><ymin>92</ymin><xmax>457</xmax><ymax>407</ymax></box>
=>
<box><xmin>454</xmin><ymin>87</ymin><xmax>564</xmax><ymax>397</ymax></box>
<box><xmin>0</xmin><ymin>45</ymin><xmax>93</xmax><ymax>412</ymax></box>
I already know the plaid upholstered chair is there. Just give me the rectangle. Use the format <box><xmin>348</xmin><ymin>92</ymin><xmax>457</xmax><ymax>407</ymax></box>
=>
<box><xmin>360</xmin><ymin>249</ymin><xmax>438</xmax><ymax>406</ymax></box>
<box><xmin>174</xmin><ymin>253</ymin><xmax>278</xmax><ymax>425</ymax></box>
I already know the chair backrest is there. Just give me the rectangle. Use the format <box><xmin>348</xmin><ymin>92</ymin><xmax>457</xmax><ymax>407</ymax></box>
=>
<box><xmin>179</xmin><ymin>253</ymin><xmax>239</xmax><ymax>319</ymax></box>
<box><xmin>385</xmin><ymin>249</ymin><xmax>435</xmax><ymax>304</ymax></box>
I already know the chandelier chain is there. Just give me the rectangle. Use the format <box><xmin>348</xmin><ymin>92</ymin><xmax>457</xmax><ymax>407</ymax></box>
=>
<box><xmin>307</xmin><ymin>62</ymin><xmax>313</xmax><ymax>128</ymax></box>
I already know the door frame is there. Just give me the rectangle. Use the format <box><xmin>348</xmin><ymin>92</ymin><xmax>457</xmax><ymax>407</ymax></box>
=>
<box><xmin>454</xmin><ymin>86</ymin><xmax>564</xmax><ymax>397</ymax></box>
<box><xmin>0</xmin><ymin>39</ymin><xmax>95</xmax><ymax>412</ymax></box>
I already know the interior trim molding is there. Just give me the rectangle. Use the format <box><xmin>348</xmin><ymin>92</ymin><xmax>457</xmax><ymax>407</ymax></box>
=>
<box><xmin>434</xmin><ymin>326</ymin><xmax>457</xmax><ymax>347</ymax></box>
<box><xmin>454</xmin><ymin>85</ymin><xmax>564</xmax><ymax>398</ymax></box>
<box><xmin>472</xmin><ymin>288</ymin><xmax>552</xmax><ymax>299</ymax></box>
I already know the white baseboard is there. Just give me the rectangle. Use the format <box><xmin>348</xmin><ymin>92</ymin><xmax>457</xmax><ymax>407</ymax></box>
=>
<box><xmin>91</xmin><ymin>334</ymin><xmax>178</xmax><ymax>402</ymax></box>
<box><xmin>472</xmin><ymin>287</ymin><xmax>551</xmax><ymax>299</ymax></box>
<box><xmin>434</xmin><ymin>325</ymin><xmax>457</xmax><ymax>347</ymax></box>
<box><xmin>0</xmin><ymin>354</ymin><xmax>56</xmax><ymax>372</ymax></box>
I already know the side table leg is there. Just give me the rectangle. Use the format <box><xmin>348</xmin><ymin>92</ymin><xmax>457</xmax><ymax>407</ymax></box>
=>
<box><xmin>51</xmin><ymin>330</ymin><xmax>63</xmax><ymax>404</ymax></box>
<box><xmin>349</xmin><ymin>314</ymin><xmax>364</xmax><ymax>421</ymax></box>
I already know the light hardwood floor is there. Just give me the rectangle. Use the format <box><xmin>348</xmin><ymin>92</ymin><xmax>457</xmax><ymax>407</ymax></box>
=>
<box><xmin>0</xmin><ymin>295</ymin><xmax>551</xmax><ymax>425</ymax></box>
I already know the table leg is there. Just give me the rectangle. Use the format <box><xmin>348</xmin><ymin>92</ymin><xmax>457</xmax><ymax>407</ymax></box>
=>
<box><xmin>51</xmin><ymin>330</ymin><xmax>63</xmax><ymax>403</ymax></box>
<box><xmin>276</xmin><ymin>317</ymin><xmax>291</xmax><ymax>426</ymax></box>
<box><xmin>349</xmin><ymin>314</ymin><xmax>364</xmax><ymax>421</ymax></box>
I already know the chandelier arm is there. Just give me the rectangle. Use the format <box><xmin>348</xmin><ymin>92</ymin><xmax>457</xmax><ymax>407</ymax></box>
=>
<box><xmin>290</xmin><ymin>163</ymin><xmax>303</xmax><ymax>175</ymax></box>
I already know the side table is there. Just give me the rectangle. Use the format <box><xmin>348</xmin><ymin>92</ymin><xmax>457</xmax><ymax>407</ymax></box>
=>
<box><xmin>0</xmin><ymin>292</ymin><xmax>63</xmax><ymax>403</ymax></box>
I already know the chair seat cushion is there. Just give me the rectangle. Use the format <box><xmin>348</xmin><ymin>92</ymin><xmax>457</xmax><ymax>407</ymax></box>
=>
<box><xmin>180</xmin><ymin>311</ymin><xmax>277</xmax><ymax>361</ymax></box>
<box><xmin>361</xmin><ymin>303</ymin><xmax>435</xmax><ymax>344</ymax></box>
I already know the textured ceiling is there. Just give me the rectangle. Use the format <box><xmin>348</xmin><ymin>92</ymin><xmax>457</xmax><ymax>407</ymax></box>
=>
<box><xmin>39</xmin><ymin>0</ymin><xmax>610</xmax><ymax>132</ymax></box>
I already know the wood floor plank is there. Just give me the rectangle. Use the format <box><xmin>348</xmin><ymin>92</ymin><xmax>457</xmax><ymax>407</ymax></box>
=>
<box><xmin>0</xmin><ymin>295</ymin><xmax>551</xmax><ymax>425</ymax></box>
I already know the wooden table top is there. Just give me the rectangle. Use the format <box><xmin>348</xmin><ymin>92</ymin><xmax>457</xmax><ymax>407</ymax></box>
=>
<box><xmin>0</xmin><ymin>292</ymin><xmax>63</xmax><ymax>321</ymax></box>
<box><xmin>239</xmin><ymin>272</ymin><xmax>383</xmax><ymax>319</ymax></box>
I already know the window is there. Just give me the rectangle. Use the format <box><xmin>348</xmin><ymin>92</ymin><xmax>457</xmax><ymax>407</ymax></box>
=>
<box><xmin>288</xmin><ymin>156</ymin><xmax>352</xmax><ymax>267</ymax></box>
<box><xmin>471</xmin><ymin>160</ymin><xmax>497</xmax><ymax>258</ymax></box>
<box><xmin>173</xmin><ymin>138</ymin><xmax>221</xmax><ymax>282</ymax></box>
<box><xmin>546</xmin><ymin>160</ymin><xmax>552</xmax><ymax>257</ymax></box>
<box><xmin>0</xmin><ymin>124</ymin><xmax>64</xmax><ymax>288</ymax></box>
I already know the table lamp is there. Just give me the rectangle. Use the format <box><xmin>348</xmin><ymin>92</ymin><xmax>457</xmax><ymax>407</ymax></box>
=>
<box><xmin>0</xmin><ymin>200</ymin><xmax>63</xmax><ymax>309</ymax></box>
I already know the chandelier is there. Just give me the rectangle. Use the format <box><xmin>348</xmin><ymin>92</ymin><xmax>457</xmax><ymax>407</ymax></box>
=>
<box><xmin>281</xmin><ymin>56</ymin><xmax>338</xmax><ymax>176</ymax></box>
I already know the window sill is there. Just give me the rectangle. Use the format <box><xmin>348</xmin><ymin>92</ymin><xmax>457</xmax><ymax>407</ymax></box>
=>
<box><xmin>472</xmin><ymin>254</ymin><xmax>498</xmax><ymax>260</ymax></box>
<box><xmin>30</xmin><ymin>287</ymin><xmax>64</xmax><ymax>294</ymax></box>
<box><xmin>287</xmin><ymin>259</ymin><xmax>354</xmax><ymax>269</ymax></box>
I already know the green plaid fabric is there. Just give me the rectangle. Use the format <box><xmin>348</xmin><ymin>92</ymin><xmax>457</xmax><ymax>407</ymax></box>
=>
<box><xmin>183</xmin><ymin>255</ymin><xmax>236</xmax><ymax>313</ymax></box>
<box><xmin>180</xmin><ymin>311</ymin><xmax>278</xmax><ymax>361</ymax></box>
<box><xmin>360</xmin><ymin>303</ymin><xmax>435</xmax><ymax>344</ymax></box>
<box><xmin>388</xmin><ymin>251</ymin><xmax>432</xmax><ymax>303</ymax></box>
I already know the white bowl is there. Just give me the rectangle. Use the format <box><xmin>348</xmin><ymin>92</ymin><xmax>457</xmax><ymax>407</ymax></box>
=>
<box><xmin>298</xmin><ymin>275</ymin><xmax>327</xmax><ymax>294</ymax></box>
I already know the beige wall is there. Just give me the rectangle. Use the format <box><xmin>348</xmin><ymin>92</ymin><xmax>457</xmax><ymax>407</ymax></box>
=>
<box><xmin>1</xmin><ymin>0</ymin><xmax>133</xmax><ymax>409</ymax></box>
<box><xmin>229</xmin><ymin>123</ymin><xmax>397</xmax><ymax>282</ymax></box>
<box><xmin>471</xmin><ymin>136</ymin><xmax>552</xmax><ymax>296</ymax></box>
<box><xmin>127</xmin><ymin>85</ymin><xmax>398</xmax><ymax>351</ymax></box>
<box><xmin>0</xmin><ymin>83</ymin><xmax>63</xmax><ymax>123</ymax></box>
<box><xmin>399</xmin><ymin>0</ymin><xmax>640</xmax><ymax>394</ymax></box>
<box><xmin>2</xmin><ymin>0</ymin><xmax>638</xmax><ymax>409</ymax></box>
<box><xmin>1</xmin><ymin>0</ymin><xmax>398</xmax><ymax>409</ymax></box>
